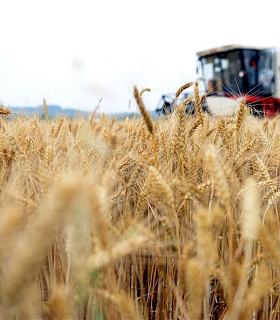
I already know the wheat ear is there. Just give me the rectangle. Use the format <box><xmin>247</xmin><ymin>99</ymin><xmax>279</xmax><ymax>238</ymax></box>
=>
<box><xmin>0</xmin><ymin>107</ymin><xmax>11</xmax><ymax>115</ymax></box>
<box><xmin>175</xmin><ymin>82</ymin><xmax>194</xmax><ymax>99</ymax></box>
<box><xmin>139</xmin><ymin>88</ymin><xmax>151</xmax><ymax>96</ymax></box>
<box><xmin>236</xmin><ymin>99</ymin><xmax>246</xmax><ymax>146</ymax></box>
<box><xmin>133</xmin><ymin>86</ymin><xmax>158</xmax><ymax>167</ymax></box>
<box><xmin>43</xmin><ymin>99</ymin><xmax>49</xmax><ymax>120</ymax></box>
<box><xmin>133</xmin><ymin>86</ymin><xmax>153</xmax><ymax>135</ymax></box>
<box><xmin>194</xmin><ymin>81</ymin><xmax>204</xmax><ymax>131</ymax></box>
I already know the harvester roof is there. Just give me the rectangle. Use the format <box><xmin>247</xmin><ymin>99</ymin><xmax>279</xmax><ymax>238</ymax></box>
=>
<box><xmin>196</xmin><ymin>44</ymin><xmax>272</xmax><ymax>57</ymax></box>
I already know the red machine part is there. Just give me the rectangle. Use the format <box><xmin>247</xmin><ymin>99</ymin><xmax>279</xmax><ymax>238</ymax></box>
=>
<box><xmin>245</xmin><ymin>96</ymin><xmax>280</xmax><ymax>117</ymax></box>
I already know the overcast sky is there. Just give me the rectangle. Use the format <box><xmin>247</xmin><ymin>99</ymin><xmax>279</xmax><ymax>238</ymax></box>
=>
<box><xmin>0</xmin><ymin>0</ymin><xmax>278</xmax><ymax>113</ymax></box>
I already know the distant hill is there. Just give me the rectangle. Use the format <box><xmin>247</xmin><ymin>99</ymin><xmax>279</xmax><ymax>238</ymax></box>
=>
<box><xmin>10</xmin><ymin>105</ymin><xmax>90</xmax><ymax>119</ymax></box>
<box><xmin>9</xmin><ymin>105</ymin><xmax>161</xmax><ymax>120</ymax></box>
<box><xmin>104</xmin><ymin>110</ymin><xmax>161</xmax><ymax>120</ymax></box>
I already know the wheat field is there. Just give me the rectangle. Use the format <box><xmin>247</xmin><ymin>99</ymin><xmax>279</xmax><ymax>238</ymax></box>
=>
<box><xmin>1</xmin><ymin>85</ymin><xmax>280</xmax><ymax>320</ymax></box>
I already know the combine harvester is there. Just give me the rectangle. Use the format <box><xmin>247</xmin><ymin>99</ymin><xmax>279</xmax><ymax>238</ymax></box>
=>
<box><xmin>157</xmin><ymin>45</ymin><xmax>280</xmax><ymax>117</ymax></box>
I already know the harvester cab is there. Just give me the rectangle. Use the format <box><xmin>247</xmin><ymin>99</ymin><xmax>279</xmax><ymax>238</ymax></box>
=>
<box><xmin>197</xmin><ymin>45</ymin><xmax>280</xmax><ymax>116</ymax></box>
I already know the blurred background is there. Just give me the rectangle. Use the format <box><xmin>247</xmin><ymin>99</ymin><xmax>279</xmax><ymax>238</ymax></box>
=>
<box><xmin>0</xmin><ymin>0</ymin><xmax>278</xmax><ymax>114</ymax></box>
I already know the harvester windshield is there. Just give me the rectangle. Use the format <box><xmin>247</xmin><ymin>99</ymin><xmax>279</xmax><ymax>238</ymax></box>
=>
<box><xmin>198</xmin><ymin>47</ymin><xmax>274</xmax><ymax>97</ymax></box>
